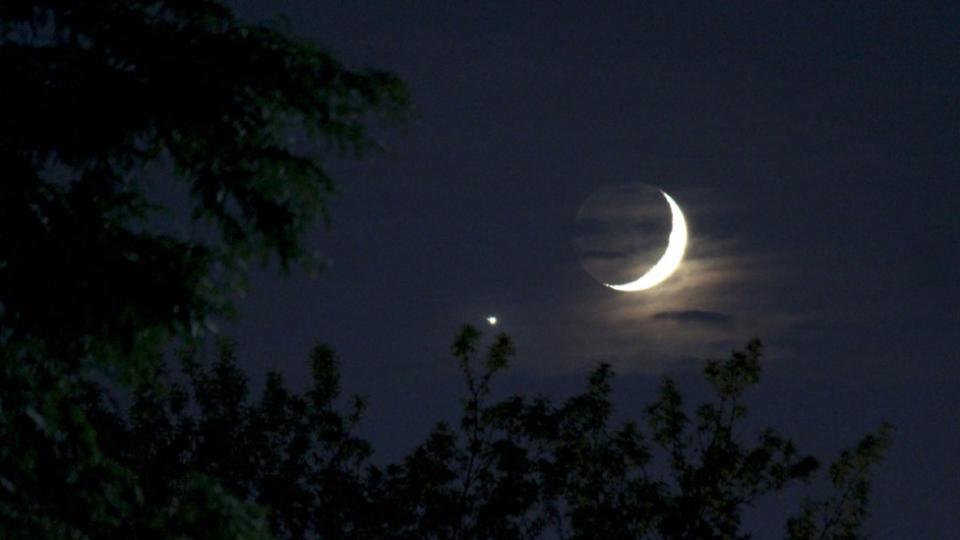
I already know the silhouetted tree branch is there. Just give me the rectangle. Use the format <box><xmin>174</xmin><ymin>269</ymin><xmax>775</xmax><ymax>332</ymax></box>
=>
<box><xmin>0</xmin><ymin>1</ymin><xmax>405</xmax><ymax>536</ymax></box>
<box><xmin>71</xmin><ymin>330</ymin><xmax>886</xmax><ymax>540</ymax></box>
<box><xmin>0</xmin><ymin>0</ymin><xmax>407</xmax><ymax>368</ymax></box>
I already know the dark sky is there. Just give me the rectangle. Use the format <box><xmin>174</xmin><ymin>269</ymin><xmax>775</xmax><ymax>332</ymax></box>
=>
<box><xmin>224</xmin><ymin>2</ymin><xmax>958</xmax><ymax>536</ymax></box>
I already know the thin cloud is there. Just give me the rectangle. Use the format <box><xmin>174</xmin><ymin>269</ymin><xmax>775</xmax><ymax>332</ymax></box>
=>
<box><xmin>579</xmin><ymin>249</ymin><xmax>629</xmax><ymax>260</ymax></box>
<box><xmin>573</xmin><ymin>218</ymin><xmax>610</xmax><ymax>236</ymax></box>
<box><xmin>652</xmin><ymin>310</ymin><xmax>734</xmax><ymax>326</ymax></box>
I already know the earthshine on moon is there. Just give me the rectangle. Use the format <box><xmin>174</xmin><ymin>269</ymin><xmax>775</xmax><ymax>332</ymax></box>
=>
<box><xmin>604</xmin><ymin>190</ymin><xmax>688</xmax><ymax>292</ymax></box>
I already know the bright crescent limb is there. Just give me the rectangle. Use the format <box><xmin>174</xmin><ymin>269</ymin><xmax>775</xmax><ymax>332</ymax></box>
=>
<box><xmin>604</xmin><ymin>191</ymin><xmax>688</xmax><ymax>292</ymax></box>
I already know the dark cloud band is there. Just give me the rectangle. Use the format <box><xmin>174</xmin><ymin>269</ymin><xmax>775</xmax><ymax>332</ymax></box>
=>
<box><xmin>652</xmin><ymin>310</ymin><xmax>734</xmax><ymax>325</ymax></box>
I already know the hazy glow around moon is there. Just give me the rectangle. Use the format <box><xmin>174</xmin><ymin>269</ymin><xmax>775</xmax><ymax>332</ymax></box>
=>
<box><xmin>605</xmin><ymin>191</ymin><xmax>687</xmax><ymax>292</ymax></box>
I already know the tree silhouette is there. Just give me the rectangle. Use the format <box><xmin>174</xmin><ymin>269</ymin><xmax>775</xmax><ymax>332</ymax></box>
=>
<box><xmin>0</xmin><ymin>0</ymin><xmax>407</xmax><ymax>368</ymax></box>
<box><xmin>0</xmin><ymin>1</ymin><xmax>404</xmax><ymax>536</ymax></box>
<box><xmin>53</xmin><ymin>330</ymin><xmax>888</xmax><ymax>539</ymax></box>
<box><xmin>369</xmin><ymin>329</ymin><xmax>891</xmax><ymax>540</ymax></box>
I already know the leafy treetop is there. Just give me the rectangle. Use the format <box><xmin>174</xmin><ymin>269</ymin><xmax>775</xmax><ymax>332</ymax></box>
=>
<box><xmin>2</xmin><ymin>331</ymin><xmax>890</xmax><ymax>539</ymax></box>
<box><xmin>0</xmin><ymin>0</ymin><xmax>407</xmax><ymax>368</ymax></box>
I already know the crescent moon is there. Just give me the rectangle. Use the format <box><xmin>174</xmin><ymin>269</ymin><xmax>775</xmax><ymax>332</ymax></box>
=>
<box><xmin>604</xmin><ymin>190</ymin><xmax>687</xmax><ymax>292</ymax></box>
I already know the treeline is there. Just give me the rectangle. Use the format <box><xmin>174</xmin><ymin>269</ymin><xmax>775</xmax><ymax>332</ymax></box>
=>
<box><xmin>1</xmin><ymin>330</ymin><xmax>890</xmax><ymax>539</ymax></box>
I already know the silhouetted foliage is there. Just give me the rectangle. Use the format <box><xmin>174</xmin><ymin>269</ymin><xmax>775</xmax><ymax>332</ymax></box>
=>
<box><xmin>786</xmin><ymin>424</ymin><xmax>893</xmax><ymax>540</ymax></box>
<box><xmin>359</xmin><ymin>329</ymin><xmax>890</xmax><ymax>540</ymax></box>
<box><xmin>0</xmin><ymin>0</ymin><xmax>407</xmax><ymax>367</ymax></box>
<box><xmin>19</xmin><ymin>331</ymin><xmax>886</xmax><ymax>539</ymax></box>
<box><xmin>0</xmin><ymin>1</ymin><xmax>405</xmax><ymax>537</ymax></box>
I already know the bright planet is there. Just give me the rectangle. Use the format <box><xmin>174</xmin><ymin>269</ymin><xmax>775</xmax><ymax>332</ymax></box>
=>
<box><xmin>573</xmin><ymin>183</ymin><xmax>688</xmax><ymax>291</ymax></box>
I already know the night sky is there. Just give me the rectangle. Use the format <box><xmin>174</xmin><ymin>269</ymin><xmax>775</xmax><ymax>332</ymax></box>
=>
<box><xmin>223</xmin><ymin>2</ymin><xmax>958</xmax><ymax>536</ymax></box>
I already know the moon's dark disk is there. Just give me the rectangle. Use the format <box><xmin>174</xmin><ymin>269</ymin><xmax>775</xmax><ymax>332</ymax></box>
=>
<box><xmin>573</xmin><ymin>183</ymin><xmax>673</xmax><ymax>287</ymax></box>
